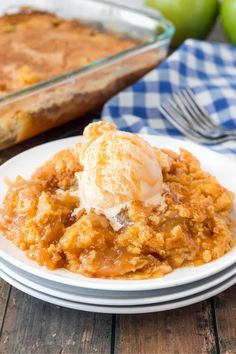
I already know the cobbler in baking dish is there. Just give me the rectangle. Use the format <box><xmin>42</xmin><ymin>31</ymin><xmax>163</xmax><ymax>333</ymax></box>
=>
<box><xmin>0</xmin><ymin>122</ymin><xmax>234</xmax><ymax>279</ymax></box>
<box><xmin>0</xmin><ymin>10</ymin><xmax>137</xmax><ymax>95</ymax></box>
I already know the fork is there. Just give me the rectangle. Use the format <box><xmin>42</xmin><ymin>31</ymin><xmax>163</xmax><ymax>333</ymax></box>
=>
<box><xmin>159</xmin><ymin>88</ymin><xmax>236</xmax><ymax>144</ymax></box>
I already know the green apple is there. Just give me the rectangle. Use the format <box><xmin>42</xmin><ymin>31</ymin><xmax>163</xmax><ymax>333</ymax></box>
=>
<box><xmin>146</xmin><ymin>0</ymin><xmax>219</xmax><ymax>46</ymax></box>
<box><xmin>221</xmin><ymin>0</ymin><xmax>236</xmax><ymax>45</ymax></box>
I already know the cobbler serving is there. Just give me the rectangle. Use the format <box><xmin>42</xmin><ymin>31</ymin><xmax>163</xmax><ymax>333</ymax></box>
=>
<box><xmin>0</xmin><ymin>122</ymin><xmax>234</xmax><ymax>279</ymax></box>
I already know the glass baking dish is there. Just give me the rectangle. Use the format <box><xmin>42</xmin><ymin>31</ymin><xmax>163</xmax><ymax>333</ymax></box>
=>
<box><xmin>0</xmin><ymin>0</ymin><xmax>174</xmax><ymax>150</ymax></box>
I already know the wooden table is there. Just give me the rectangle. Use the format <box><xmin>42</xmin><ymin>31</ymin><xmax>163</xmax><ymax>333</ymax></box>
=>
<box><xmin>0</xmin><ymin>21</ymin><xmax>235</xmax><ymax>354</ymax></box>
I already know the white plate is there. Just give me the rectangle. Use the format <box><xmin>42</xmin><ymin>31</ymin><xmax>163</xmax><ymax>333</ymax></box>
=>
<box><xmin>0</xmin><ymin>268</ymin><xmax>235</xmax><ymax>314</ymax></box>
<box><xmin>0</xmin><ymin>257</ymin><xmax>235</xmax><ymax>306</ymax></box>
<box><xmin>0</xmin><ymin>135</ymin><xmax>235</xmax><ymax>291</ymax></box>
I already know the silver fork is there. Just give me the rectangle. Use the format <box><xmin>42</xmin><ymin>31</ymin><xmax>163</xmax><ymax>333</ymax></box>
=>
<box><xmin>159</xmin><ymin>88</ymin><xmax>236</xmax><ymax>144</ymax></box>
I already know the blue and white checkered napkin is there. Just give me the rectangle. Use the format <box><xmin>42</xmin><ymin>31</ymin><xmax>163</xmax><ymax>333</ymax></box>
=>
<box><xmin>102</xmin><ymin>39</ymin><xmax>236</xmax><ymax>161</ymax></box>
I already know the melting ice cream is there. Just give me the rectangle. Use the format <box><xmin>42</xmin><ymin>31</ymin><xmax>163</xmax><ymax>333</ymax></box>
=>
<box><xmin>75</xmin><ymin>122</ymin><xmax>163</xmax><ymax>229</ymax></box>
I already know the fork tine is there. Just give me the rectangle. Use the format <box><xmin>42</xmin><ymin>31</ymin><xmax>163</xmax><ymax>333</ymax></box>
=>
<box><xmin>175</xmin><ymin>90</ymin><xmax>216</xmax><ymax>132</ymax></box>
<box><xmin>160</xmin><ymin>101</ymin><xmax>233</xmax><ymax>144</ymax></box>
<box><xmin>183</xmin><ymin>89</ymin><xmax>218</xmax><ymax>129</ymax></box>
<box><xmin>165</xmin><ymin>97</ymin><xmax>202</xmax><ymax>133</ymax></box>
<box><xmin>184</xmin><ymin>89</ymin><xmax>208</xmax><ymax>117</ymax></box>
<box><xmin>160</xmin><ymin>101</ymin><xmax>193</xmax><ymax>133</ymax></box>
<box><xmin>181</xmin><ymin>90</ymin><xmax>215</xmax><ymax>131</ymax></box>
<box><xmin>177</xmin><ymin>90</ymin><xmax>236</xmax><ymax>142</ymax></box>
<box><xmin>172</xmin><ymin>92</ymin><xmax>210</xmax><ymax>132</ymax></box>
<box><xmin>160</xmin><ymin>102</ymin><xmax>208</xmax><ymax>143</ymax></box>
<box><xmin>172</xmin><ymin>93</ymin><xmax>195</xmax><ymax>124</ymax></box>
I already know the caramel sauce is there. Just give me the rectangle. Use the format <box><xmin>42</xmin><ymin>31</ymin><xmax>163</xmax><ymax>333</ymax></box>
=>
<box><xmin>0</xmin><ymin>148</ymin><xmax>234</xmax><ymax>279</ymax></box>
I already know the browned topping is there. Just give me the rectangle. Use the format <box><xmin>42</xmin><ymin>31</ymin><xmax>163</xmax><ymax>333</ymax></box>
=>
<box><xmin>0</xmin><ymin>147</ymin><xmax>234</xmax><ymax>279</ymax></box>
<box><xmin>0</xmin><ymin>11</ymin><xmax>138</xmax><ymax>95</ymax></box>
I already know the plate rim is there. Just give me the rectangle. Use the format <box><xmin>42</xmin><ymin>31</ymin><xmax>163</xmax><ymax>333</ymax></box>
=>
<box><xmin>0</xmin><ymin>268</ymin><xmax>235</xmax><ymax>314</ymax></box>
<box><xmin>0</xmin><ymin>257</ymin><xmax>235</xmax><ymax>306</ymax></box>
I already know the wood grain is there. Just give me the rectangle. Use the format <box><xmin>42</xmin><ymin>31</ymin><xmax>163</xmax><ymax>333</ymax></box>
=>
<box><xmin>0</xmin><ymin>287</ymin><xmax>112</xmax><ymax>354</ymax></box>
<box><xmin>214</xmin><ymin>285</ymin><xmax>236</xmax><ymax>354</ymax></box>
<box><xmin>0</xmin><ymin>280</ymin><xmax>11</xmax><ymax>335</ymax></box>
<box><xmin>114</xmin><ymin>301</ymin><xmax>218</xmax><ymax>354</ymax></box>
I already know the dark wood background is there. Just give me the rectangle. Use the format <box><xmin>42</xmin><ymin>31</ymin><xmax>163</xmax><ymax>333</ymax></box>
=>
<box><xmin>0</xmin><ymin>20</ymin><xmax>235</xmax><ymax>354</ymax></box>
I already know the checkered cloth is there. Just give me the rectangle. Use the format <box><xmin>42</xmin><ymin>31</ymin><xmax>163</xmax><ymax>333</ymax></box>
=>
<box><xmin>102</xmin><ymin>39</ymin><xmax>236</xmax><ymax>161</ymax></box>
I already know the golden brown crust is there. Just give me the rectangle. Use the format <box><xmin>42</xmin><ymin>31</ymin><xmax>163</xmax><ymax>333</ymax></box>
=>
<box><xmin>0</xmin><ymin>10</ymin><xmax>137</xmax><ymax>94</ymax></box>
<box><xmin>0</xmin><ymin>10</ymin><xmax>159</xmax><ymax>150</ymax></box>
<box><xmin>0</xmin><ymin>148</ymin><xmax>234</xmax><ymax>279</ymax></box>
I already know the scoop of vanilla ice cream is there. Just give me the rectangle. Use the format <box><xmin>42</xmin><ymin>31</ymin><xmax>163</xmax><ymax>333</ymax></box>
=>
<box><xmin>75</xmin><ymin>122</ymin><xmax>163</xmax><ymax>229</ymax></box>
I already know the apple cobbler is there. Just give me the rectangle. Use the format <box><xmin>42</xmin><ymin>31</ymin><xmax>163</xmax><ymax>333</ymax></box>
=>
<box><xmin>1</xmin><ymin>10</ymin><xmax>158</xmax><ymax>152</ymax></box>
<box><xmin>0</xmin><ymin>122</ymin><xmax>234</xmax><ymax>279</ymax></box>
<box><xmin>0</xmin><ymin>10</ymin><xmax>138</xmax><ymax>95</ymax></box>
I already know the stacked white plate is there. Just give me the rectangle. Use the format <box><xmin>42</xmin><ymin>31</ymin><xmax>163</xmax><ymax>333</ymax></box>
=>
<box><xmin>0</xmin><ymin>135</ymin><xmax>235</xmax><ymax>314</ymax></box>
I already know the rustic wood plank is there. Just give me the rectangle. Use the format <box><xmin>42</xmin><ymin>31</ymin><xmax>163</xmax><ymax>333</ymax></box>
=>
<box><xmin>114</xmin><ymin>300</ymin><xmax>218</xmax><ymax>354</ymax></box>
<box><xmin>0</xmin><ymin>280</ymin><xmax>11</xmax><ymax>335</ymax></box>
<box><xmin>0</xmin><ymin>287</ymin><xmax>112</xmax><ymax>354</ymax></box>
<box><xmin>214</xmin><ymin>285</ymin><xmax>236</xmax><ymax>354</ymax></box>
